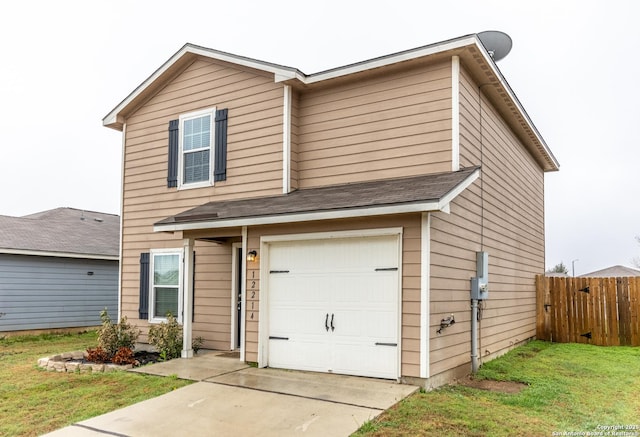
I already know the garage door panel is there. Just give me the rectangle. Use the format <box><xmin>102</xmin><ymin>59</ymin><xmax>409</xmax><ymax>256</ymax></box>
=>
<box><xmin>331</xmin><ymin>309</ymin><xmax>397</xmax><ymax>340</ymax></box>
<box><xmin>269</xmin><ymin>339</ymin><xmax>330</xmax><ymax>372</ymax></box>
<box><xmin>332</xmin><ymin>343</ymin><xmax>398</xmax><ymax>379</ymax></box>
<box><xmin>270</xmin><ymin>307</ymin><xmax>327</xmax><ymax>336</ymax></box>
<box><xmin>267</xmin><ymin>235</ymin><xmax>400</xmax><ymax>379</ymax></box>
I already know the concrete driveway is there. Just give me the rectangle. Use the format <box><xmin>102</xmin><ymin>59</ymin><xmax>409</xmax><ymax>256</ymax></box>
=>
<box><xmin>43</xmin><ymin>351</ymin><xmax>418</xmax><ymax>436</ymax></box>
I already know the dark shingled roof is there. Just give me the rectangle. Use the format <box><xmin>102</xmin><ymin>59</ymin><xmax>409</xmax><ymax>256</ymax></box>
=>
<box><xmin>0</xmin><ymin>208</ymin><xmax>119</xmax><ymax>258</ymax></box>
<box><xmin>156</xmin><ymin>167</ymin><xmax>479</xmax><ymax>227</ymax></box>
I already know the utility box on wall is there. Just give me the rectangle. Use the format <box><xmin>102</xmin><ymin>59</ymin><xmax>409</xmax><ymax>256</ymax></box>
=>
<box><xmin>471</xmin><ymin>251</ymin><xmax>489</xmax><ymax>300</ymax></box>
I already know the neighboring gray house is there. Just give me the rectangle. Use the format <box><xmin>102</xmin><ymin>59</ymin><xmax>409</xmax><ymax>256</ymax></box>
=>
<box><xmin>0</xmin><ymin>208</ymin><xmax>119</xmax><ymax>333</ymax></box>
<box><xmin>579</xmin><ymin>265</ymin><xmax>640</xmax><ymax>278</ymax></box>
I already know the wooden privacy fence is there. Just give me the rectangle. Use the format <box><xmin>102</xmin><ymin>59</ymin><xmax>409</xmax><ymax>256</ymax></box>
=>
<box><xmin>536</xmin><ymin>275</ymin><xmax>640</xmax><ymax>346</ymax></box>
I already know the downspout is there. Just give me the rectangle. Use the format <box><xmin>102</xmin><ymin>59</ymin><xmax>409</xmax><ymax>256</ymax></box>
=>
<box><xmin>471</xmin><ymin>299</ymin><xmax>479</xmax><ymax>373</ymax></box>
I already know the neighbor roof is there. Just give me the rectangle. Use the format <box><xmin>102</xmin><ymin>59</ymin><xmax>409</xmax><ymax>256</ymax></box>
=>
<box><xmin>0</xmin><ymin>208</ymin><xmax>119</xmax><ymax>260</ymax></box>
<box><xmin>154</xmin><ymin>167</ymin><xmax>480</xmax><ymax>232</ymax></box>
<box><xmin>103</xmin><ymin>34</ymin><xmax>559</xmax><ymax>172</ymax></box>
<box><xmin>579</xmin><ymin>265</ymin><xmax>640</xmax><ymax>278</ymax></box>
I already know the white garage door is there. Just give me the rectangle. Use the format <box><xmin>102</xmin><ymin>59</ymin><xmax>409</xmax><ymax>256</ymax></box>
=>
<box><xmin>267</xmin><ymin>234</ymin><xmax>400</xmax><ymax>379</ymax></box>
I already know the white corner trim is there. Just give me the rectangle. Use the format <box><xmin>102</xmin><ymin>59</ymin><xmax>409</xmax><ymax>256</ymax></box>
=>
<box><xmin>420</xmin><ymin>212</ymin><xmax>430</xmax><ymax>378</ymax></box>
<box><xmin>451</xmin><ymin>56</ymin><xmax>460</xmax><ymax>172</ymax></box>
<box><xmin>282</xmin><ymin>85</ymin><xmax>292</xmax><ymax>194</ymax></box>
<box><xmin>118</xmin><ymin>123</ymin><xmax>126</xmax><ymax>320</ymax></box>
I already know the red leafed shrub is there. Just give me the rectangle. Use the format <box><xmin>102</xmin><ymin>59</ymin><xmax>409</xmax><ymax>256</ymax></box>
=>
<box><xmin>112</xmin><ymin>347</ymin><xmax>136</xmax><ymax>365</ymax></box>
<box><xmin>86</xmin><ymin>347</ymin><xmax>110</xmax><ymax>363</ymax></box>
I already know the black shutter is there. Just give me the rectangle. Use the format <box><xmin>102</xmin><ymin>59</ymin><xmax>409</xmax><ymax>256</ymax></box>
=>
<box><xmin>192</xmin><ymin>251</ymin><xmax>196</xmax><ymax>322</ymax></box>
<box><xmin>214</xmin><ymin>109</ymin><xmax>228</xmax><ymax>182</ymax></box>
<box><xmin>139</xmin><ymin>252</ymin><xmax>150</xmax><ymax>319</ymax></box>
<box><xmin>167</xmin><ymin>119</ymin><xmax>179</xmax><ymax>188</ymax></box>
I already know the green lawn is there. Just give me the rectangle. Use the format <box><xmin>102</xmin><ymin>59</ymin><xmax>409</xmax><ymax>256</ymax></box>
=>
<box><xmin>0</xmin><ymin>331</ymin><xmax>192</xmax><ymax>436</ymax></box>
<box><xmin>354</xmin><ymin>341</ymin><xmax>640</xmax><ymax>436</ymax></box>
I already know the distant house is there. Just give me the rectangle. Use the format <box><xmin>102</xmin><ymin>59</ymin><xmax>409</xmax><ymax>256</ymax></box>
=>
<box><xmin>579</xmin><ymin>265</ymin><xmax>640</xmax><ymax>278</ymax></box>
<box><xmin>0</xmin><ymin>208</ymin><xmax>119</xmax><ymax>333</ymax></box>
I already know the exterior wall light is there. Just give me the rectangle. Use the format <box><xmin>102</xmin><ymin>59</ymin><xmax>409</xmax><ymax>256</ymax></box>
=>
<box><xmin>247</xmin><ymin>250</ymin><xmax>257</xmax><ymax>262</ymax></box>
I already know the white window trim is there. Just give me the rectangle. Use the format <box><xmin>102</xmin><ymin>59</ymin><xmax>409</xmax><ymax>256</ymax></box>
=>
<box><xmin>178</xmin><ymin>107</ymin><xmax>216</xmax><ymax>190</ymax></box>
<box><xmin>149</xmin><ymin>248</ymin><xmax>184</xmax><ymax>324</ymax></box>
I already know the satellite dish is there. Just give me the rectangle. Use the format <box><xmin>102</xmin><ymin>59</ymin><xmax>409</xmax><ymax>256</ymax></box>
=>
<box><xmin>477</xmin><ymin>30</ymin><xmax>512</xmax><ymax>62</ymax></box>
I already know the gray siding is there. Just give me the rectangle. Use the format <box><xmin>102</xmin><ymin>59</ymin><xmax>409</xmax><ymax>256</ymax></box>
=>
<box><xmin>0</xmin><ymin>254</ymin><xmax>118</xmax><ymax>332</ymax></box>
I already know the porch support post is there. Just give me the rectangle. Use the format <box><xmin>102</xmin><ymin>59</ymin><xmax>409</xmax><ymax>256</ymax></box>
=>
<box><xmin>420</xmin><ymin>212</ymin><xmax>430</xmax><ymax>378</ymax></box>
<box><xmin>182</xmin><ymin>237</ymin><xmax>194</xmax><ymax>358</ymax></box>
<box><xmin>240</xmin><ymin>226</ymin><xmax>248</xmax><ymax>361</ymax></box>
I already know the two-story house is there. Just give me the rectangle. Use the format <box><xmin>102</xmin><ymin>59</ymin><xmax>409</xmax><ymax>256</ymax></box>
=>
<box><xmin>103</xmin><ymin>33</ymin><xmax>558</xmax><ymax>388</ymax></box>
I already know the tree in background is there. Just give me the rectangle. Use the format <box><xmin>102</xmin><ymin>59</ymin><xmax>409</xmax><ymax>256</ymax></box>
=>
<box><xmin>546</xmin><ymin>262</ymin><xmax>568</xmax><ymax>275</ymax></box>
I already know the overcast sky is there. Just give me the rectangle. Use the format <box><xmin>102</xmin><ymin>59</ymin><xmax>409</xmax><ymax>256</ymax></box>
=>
<box><xmin>1</xmin><ymin>0</ymin><xmax>638</xmax><ymax>274</ymax></box>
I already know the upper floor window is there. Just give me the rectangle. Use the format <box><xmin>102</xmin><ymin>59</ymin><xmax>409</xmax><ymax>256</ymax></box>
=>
<box><xmin>167</xmin><ymin>107</ymin><xmax>227</xmax><ymax>189</ymax></box>
<box><xmin>179</xmin><ymin>107</ymin><xmax>216</xmax><ymax>189</ymax></box>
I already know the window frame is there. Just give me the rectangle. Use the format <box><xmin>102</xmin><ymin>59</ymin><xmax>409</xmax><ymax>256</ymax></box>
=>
<box><xmin>178</xmin><ymin>107</ymin><xmax>216</xmax><ymax>190</ymax></box>
<box><xmin>149</xmin><ymin>248</ymin><xmax>184</xmax><ymax>324</ymax></box>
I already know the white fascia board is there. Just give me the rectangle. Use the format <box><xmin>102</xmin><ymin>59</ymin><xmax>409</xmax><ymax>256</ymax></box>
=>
<box><xmin>297</xmin><ymin>37</ymin><xmax>476</xmax><ymax>85</ymax></box>
<box><xmin>472</xmin><ymin>38</ymin><xmax>559</xmax><ymax>170</ymax></box>
<box><xmin>103</xmin><ymin>44</ymin><xmax>300</xmax><ymax>129</ymax></box>
<box><xmin>0</xmin><ymin>248</ymin><xmax>119</xmax><ymax>261</ymax></box>
<box><xmin>154</xmin><ymin>201</ymin><xmax>441</xmax><ymax>233</ymax></box>
<box><xmin>438</xmin><ymin>167</ymin><xmax>480</xmax><ymax>208</ymax></box>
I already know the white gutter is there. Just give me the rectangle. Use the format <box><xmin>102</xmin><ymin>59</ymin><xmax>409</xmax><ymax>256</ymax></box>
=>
<box><xmin>0</xmin><ymin>248</ymin><xmax>118</xmax><ymax>261</ymax></box>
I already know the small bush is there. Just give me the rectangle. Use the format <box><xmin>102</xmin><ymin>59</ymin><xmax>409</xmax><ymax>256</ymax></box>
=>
<box><xmin>112</xmin><ymin>347</ymin><xmax>136</xmax><ymax>365</ymax></box>
<box><xmin>86</xmin><ymin>347</ymin><xmax>110</xmax><ymax>363</ymax></box>
<box><xmin>192</xmin><ymin>336</ymin><xmax>205</xmax><ymax>355</ymax></box>
<box><xmin>97</xmin><ymin>309</ymin><xmax>140</xmax><ymax>358</ymax></box>
<box><xmin>148</xmin><ymin>313</ymin><xmax>183</xmax><ymax>361</ymax></box>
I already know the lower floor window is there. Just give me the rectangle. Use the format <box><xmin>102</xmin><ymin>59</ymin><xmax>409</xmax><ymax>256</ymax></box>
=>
<box><xmin>150</xmin><ymin>250</ymin><xmax>183</xmax><ymax>322</ymax></box>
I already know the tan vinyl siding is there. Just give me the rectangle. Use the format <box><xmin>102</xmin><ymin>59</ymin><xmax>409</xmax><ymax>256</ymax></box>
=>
<box><xmin>428</xmin><ymin>65</ymin><xmax>545</xmax><ymax>376</ymax></box>
<box><xmin>297</xmin><ymin>61</ymin><xmax>453</xmax><ymax>187</ymax></box>
<box><xmin>120</xmin><ymin>56</ymin><xmax>284</xmax><ymax>344</ymax></box>
<box><xmin>242</xmin><ymin>215</ymin><xmax>422</xmax><ymax>377</ymax></box>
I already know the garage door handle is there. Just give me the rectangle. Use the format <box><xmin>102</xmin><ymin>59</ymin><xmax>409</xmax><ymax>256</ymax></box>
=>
<box><xmin>325</xmin><ymin>313</ymin><xmax>329</xmax><ymax>332</ymax></box>
<box><xmin>330</xmin><ymin>313</ymin><xmax>335</xmax><ymax>332</ymax></box>
<box><xmin>375</xmin><ymin>342</ymin><xmax>398</xmax><ymax>347</ymax></box>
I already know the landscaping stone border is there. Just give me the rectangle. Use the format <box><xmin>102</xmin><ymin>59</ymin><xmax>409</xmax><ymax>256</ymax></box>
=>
<box><xmin>37</xmin><ymin>351</ymin><xmax>133</xmax><ymax>373</ymax></box>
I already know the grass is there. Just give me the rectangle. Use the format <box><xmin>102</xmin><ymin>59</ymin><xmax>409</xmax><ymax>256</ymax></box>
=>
<box><xmin>353</xmin><ymin>341</ymin><xmax>640</xmax><ymax>436</ymax></box>
<box><xmin>0</xmin><ymin>331</ymin><xmax>192</xmax><ymax>436</ymax></box>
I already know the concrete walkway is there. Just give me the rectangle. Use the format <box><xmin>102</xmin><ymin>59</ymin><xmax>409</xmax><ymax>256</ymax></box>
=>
<box><xmin>43</xmin><ymin>351</ymin><xmax>418</xmax><ymax>436</ymax></box>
